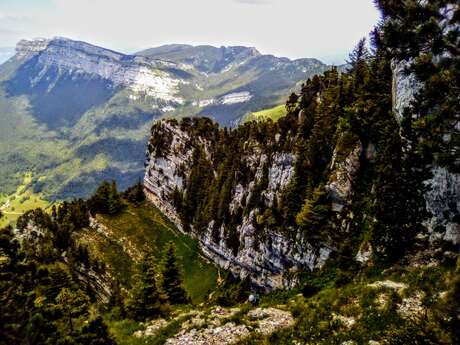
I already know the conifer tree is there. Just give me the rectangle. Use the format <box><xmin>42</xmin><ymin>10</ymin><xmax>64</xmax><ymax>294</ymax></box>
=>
<box><xmin>88</xmin><ymin>181</ymin><xmax>112</xmax><ymax>213</ymax></box>
<box><xmin>108</xmin><ymin>180</ymin><xmax>123</xmax><ymax>215</ymax></box>
<box><xmin>286</xmin><ymin>92</ymin><xmax>299</xmax><ymax>114</ymax></box>
<box><xmin>76</xmin><ymin>316</ymin><xmax>117</xmax><ymax>345</ymax></box>
<box><xmin>296</xmin><ymin>184</ymin><xmax>331</xmax><ymax>242</ymax></box>
<box><xmin>109</xmin><ymin>279</ymin><xmax>125</xmax><ymax>317</ymax></box>
<box><xmin>55</xmin><ymin>288</ymin><xmax>89</xmax><ymax>332</ymax></box>
<box><xmin>124</xmin><ymin>180</ymin><xmax>145</xmax><ymax>204</ymax></box>
<box><xmin>51</xmin><ymin>204</ymin><xmax>57</xmax><ymax>221</ymax></box>
<box><xmin>127</xmin><ymin>250</ymin><xmax>165</xmax><ymax>320</ymax></box>
<box><xmin>347</xmin><ymin>38</ymin><xmax>370</xmax><ymax>91</ymax></box>
<box><xmin>159</xmin><ymin>242</ymin><xmax>188</xmax><ymax>304</ymax></box>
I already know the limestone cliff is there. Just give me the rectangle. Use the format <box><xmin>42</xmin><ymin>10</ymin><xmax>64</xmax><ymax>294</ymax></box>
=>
<box><xmin>392</xmin><ymin>61</ymin><xmax>460</xmax><ymax>245</ymax></box>
<box><xmin>14</xmin><ymin>37</ymin><xmax>184</xmax><ymax>104</ymax></box>
<box><xmin>143</xmin><ymin>119</ymin><xmax>356</xmax><ymax>290</ymax></box>
<box><xmin>143</xmin><ymin>57</ymin><xmax>459</xmax><ymax>289</ymax></box>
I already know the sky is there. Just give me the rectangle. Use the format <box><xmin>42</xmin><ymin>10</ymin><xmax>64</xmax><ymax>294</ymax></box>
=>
<box><xmin>0</xmin><ymin>0</ymin><xmax>381</xmax><ymax>64</ymax></box>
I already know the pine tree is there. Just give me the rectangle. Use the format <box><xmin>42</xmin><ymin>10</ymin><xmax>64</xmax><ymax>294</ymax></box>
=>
<box><xmin>55</xmin><ymin>288</ymin><xmax>89</xmax><ymax>332</ymax></box>
<box><xmin>51</xmin><ymin>205</ymin><xmax>57</xmax><ymax>221</ymax></box>
<box><xmin>296</xmin><ymin>184</ymin><xmax>331</xmax><ymax>242</ymax></box>
<box><xmin>159</xmin><ymin>242</ymin><xmax>188</xmax><ymax>305</ymax></box>
<box><xmin>347</xmin><ymin>38</ymin><xmax>370</xmax><ymax>69</ymax></box>
<box><xmin>347</xmin><ymin>38</ymin><xmax>370</xmax><ymax>90</ymax></box>
<box><xmin>108</xmin><ymin>180</ymin><xmax>123</xmax><ymax>215</ymax></box>
<box><xmin>109</xmin><ymin>279</ymin><xmax>126</xmax><ymax>318</ymax></box>
<box><xmin>125</xmin><ymin>180</ymin><xmax>145</xmax><ymax>204</ymax></box>
<box><xmin>286</xmin><ymin>92</ymin><xmax>299</xmax><ymax>114</ymax></box>
<box><xmin>127</xmin><ymin>251</ymin><xmax>165</xmax><ymax>320</ymax></box>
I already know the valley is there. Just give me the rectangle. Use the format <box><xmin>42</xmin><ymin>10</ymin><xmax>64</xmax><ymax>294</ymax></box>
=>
<box><xmin>0</xmin><ymin>38</ymin><xmax>336</xmax><ymax>201</ymax></box>
<box><xmin>0</xmin><ymin>172</ymin><xmax>50</xmax><ymax>227</ymax></box>
<box><xmin>0</xmin><ymin>1</ymin><xmax>459</xmax><ymax>345</ymax></box>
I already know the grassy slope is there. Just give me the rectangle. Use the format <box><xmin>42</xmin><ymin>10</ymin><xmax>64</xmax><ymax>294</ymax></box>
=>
<box><xmin>0</xmin><ymin>172</ymin><xmax>50</xmax><ymax>227</ymax></box>
<box><xmin>243</xmin><ymin>104</ymin><xmax>287</xmax><ymax>123</ymax></box>
<box><xmin>77</xmin><ymin>201</ymin><xmax>218</xmax><ymax>304</ymax></box>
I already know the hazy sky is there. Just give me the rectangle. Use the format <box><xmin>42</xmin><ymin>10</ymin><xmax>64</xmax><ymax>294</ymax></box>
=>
<box><xmin>0</xmin><ymin>0</ymin><xmax>381</xmax><ymax>64</ymax></box>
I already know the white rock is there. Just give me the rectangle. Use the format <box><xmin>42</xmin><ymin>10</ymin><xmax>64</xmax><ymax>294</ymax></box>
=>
<box><xmin>220</xmin><ymin>91</ymin><xmax>253</xmax><ymax>104</ymax></box>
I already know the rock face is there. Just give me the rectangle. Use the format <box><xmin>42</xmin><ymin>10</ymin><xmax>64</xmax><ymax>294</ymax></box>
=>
<box><xmin>14</xmin><ymin>37</ymin><xmax>184</xmax><ymax>103</ymax></box>
<box><xmin>13</xmin><ymin>217</ymin><xmax>112</xmax><ymax>303</ymax></box>
<box><xmin>142</xmin><ymin>56</ymin><xmax>459</xmax><ymax>290</ymax></box>
<box><xmin>326</xmin><ymin>137</ymin><xmax>362</xmax><ymax>212</ymax></box>
<box><xmin>144</xmin><ymin>120</ymin><xmax>335</xmax><ymax>290</ymax></box>
<box><xmin>391</xmin><ymin>60</ymin><xmax>422</xmax><ymax>124</ymax></box>
<box><xmin>392</xmin><ymin>61</ymin><xmax>460</xmax><ymax>245</ymax></box>
<box><xmin>425</xmin><ymin>166</ymin><xmax>460</xmax><ymax>244</ymax></box>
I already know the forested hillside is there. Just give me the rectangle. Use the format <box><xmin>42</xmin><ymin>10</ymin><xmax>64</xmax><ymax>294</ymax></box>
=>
<box><xmin>1</xmin><ymin>1</ymin><xmax>459</xmax><ymax>344</ymax></box>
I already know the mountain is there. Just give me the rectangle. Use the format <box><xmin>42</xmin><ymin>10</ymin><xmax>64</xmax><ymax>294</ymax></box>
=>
<box><xmin>141</xmin><ymin>0</ymin><xmax>460</xmax><ymax>297</ymax></box>
<box><xmin>1</xmin><ymin>1</ymin><xmax>460</xmax><ymax>344</ymax></box>
<box><xmin>137</xmin><ymin>43</ymin><xmax>334</xmax><ymax>125</ymax></box>
<box><xmin>0</xmin><ymin>37</ymin><xmax>333</xmax><ymax>200</ymax></box>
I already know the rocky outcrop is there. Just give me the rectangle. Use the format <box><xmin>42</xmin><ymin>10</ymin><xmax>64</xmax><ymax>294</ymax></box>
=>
<box><xmin>134</xmin><ymin>306</ymin><xmax>294</xmax><ymax>345</ymax></box>
<box><xmin>425</xmin><ymin>166</ymin><xmax>460</xmax><ymax>244</ymax></box>
<box><xmin>144</xmin><ymin>120</ymin><xmax>335</xmax><ymax>290</ymax></box>
<box><xmin>391</xmin><ymin>60</ymin><xmax>422</xmax><ymax>124</ymax></box>
<box><xmin>326</xmin><ymin>137</ymin><xmax>362</xmax><ymax>212</ymax></box>
<box><xmin>392</xmin><ymin>61</ymin><xmax>460</xmax><ymax>245</ymax></box>
<box><xmin>15</xmin><ymin>37</ymin><xmax>184</xmax><ymax>103</ymax></box>
<box><xmin>144</xmin><ymin>121</ymin><xmax>199</xmax><ymax>230</ymax></box>
<box><xmin>199</xmin><ymin>216</ymin><xmax>332</xmax><ymax>289</ymax></box>
<box><xmin>13</xmin><ymin>217</ymin><xmax>113</xmax><ymax>302</ymax></box>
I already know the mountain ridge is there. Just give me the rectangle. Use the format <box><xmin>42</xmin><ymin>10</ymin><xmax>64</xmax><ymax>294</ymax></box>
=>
<box><xmin>0</xmin><ymin>36</ymin><xmax>334</xmax><ymax>200</ymax></box>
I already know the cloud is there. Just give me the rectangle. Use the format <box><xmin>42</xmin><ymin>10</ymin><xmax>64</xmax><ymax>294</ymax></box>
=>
<box><xmin>0</xmin><ymin>0</ymin><xmax>380</xmax><ymax>64</ymax></box>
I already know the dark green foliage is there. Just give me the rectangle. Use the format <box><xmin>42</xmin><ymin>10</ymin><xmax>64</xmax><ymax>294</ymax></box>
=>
<box><xmin>148</xmin><ymin>121</ymin><xmax>174</xmax><ymax>158</ymax></box>
<box><xmin>75</xmin><ymin>316</ymin><xmax>117</xmax><ymax>345</ymax></box>
<box><xmin>285</xmin><ymin>92</ymin><xmax>300</xmax><ymax>114</ymax></box>
<box><xmin>180</xmin><ymin>145</ymin><xmax>214</xmax><ymax>229</ymax></box>
<box><xmin>123</xmin><ymin>180</ymin><xmax>145</xmax><ymax>204</ymax></box>
<box><xmin>159</xmin><ymin>242</ymin><xmax>188</xmax><ymax>305</ymax></box>
<box><xmin>296</xmin><ymin>184</ymin><xmax>331</xmax><ymax>243</ymax></box>
<box><xmin>347</xmin><ymin>37</ymin><xmax>371</xmax><ymax>89</ymax></box>
<box><xmin>0</xmin><ymin>225</ymin><xmax>99</xmax><ymax>344</ymax></box>
<box><xmin>301</xmin><ymin>283</ymin><xmax>319</xmax><ymax>298</ymax></box>
<box><xmin>210</xmin><ymin>274</ymin><xmax>251</xmax><ymax>307</ymax></box>
<box><xmin>56</xmin><ymin>288</ymin><xmax>89</xmax><ymax>332</ymax></box>
<box><xmin>375</xmin><ymin>0</ymin><xmax>460</xmax><ymax>173</ymax></box>
<box><xmin>108</xmin><ymin>280</ymin><xmax>126</xmax><ymax>318</ymax></box>
<box><xmin>126</xmin><ymin>250</ymin><xmax>167</xmax><ymax>320</ymax></box>
<box><xmin>88</xmin><ymin>180</ymin><xmax>124</xmax><ymax>215</ymax></box>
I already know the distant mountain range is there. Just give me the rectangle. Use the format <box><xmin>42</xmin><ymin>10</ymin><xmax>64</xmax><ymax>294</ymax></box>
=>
<box><xmin>0</xmin><ymin>37</ymin><xmax>341</xmax><ymax>199</ymax></box>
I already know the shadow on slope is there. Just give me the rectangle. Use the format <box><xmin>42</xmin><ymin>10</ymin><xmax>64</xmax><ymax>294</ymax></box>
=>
<box><xmin>4</xmin><ymin>56</ymin><xmax>117</xmax><ymax>130</ymax></box>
